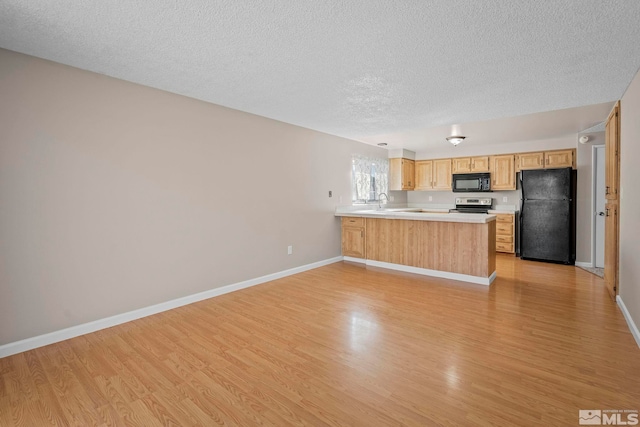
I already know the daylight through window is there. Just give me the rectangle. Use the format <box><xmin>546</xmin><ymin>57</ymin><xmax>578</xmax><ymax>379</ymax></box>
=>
<box><xmin>351</xmin><ymin>155</ymin><xmax>389</xmax><ymax>203</ymax></box>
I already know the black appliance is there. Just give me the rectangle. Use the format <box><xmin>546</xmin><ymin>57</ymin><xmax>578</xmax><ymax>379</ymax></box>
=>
<box><xmin>520</xmin><ymin>168</ymin><xmax>576</xmax><ymax>264</ymax></box>
<box><xmin>450</xmin><ymin>197</ymin><xmax>493</xmax><ymax>213</ymax></box>
<box><xmin>452</xmin><ymin>173</ymin><xmax>492</xmax><ymax>192</ymax></box>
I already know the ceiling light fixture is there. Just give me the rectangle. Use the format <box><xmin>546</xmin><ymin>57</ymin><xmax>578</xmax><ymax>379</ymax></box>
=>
<box><xmin>446</xmin><ymin>136</ymin><xmax>466</xmax><ymax>146</ymax></box>
<box><xmin>377</xmin><ymin>142</ymin><xmax>388</xmax><ymax>146</ymax></box>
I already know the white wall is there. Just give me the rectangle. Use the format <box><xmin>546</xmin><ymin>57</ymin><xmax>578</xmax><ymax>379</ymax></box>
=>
<box><xmin>414</xmin><ymin>135</ymin><xmax>576</xmax><ymax>160</ymax></box>
<box><xmin>0</xmin><ymin>49</ymin><xmax>385</xmax><ymax>345</ymax></box>
<box><xmin>619</xmin><ymin>67</ymin><xmax>640</xmax><ymax>337</ymax></box>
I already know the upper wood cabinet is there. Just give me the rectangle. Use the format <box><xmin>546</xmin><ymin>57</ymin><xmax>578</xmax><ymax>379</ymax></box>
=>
<box><xmin>605</xmin><ymin>102</ymin><xmax>620</xmax><ymax>200</ymax></box>
<box><xmin>414</xmin><ymin>159</ymin><xmax>451</xmax><ymax>191</ymax></box>
<box><xmin>389</xmin><ymin>158</ymin><xmax>415</xmax><ymax>191</ymax></box>
<box><xmin>432</xmin><ymin>159</ymin><xmax>452</xmax><ymax>190</ymax></box>
<box><xmin>545</xmin><ymin>149</ymin><xmax>575</xmax><ymax>169</ymax></box>
<box><xmin>452</xmin><ymin>156</ymin><xmax>490</xmax><ymax>173</ymax></box>
<box><xmin>414</xmin><ymin>160</ymin><xmax>433</xmax><ymax>190</ymax></box>
<box><xmin>516</xmin><ymin>152</ymin><xmax>544</xmax><ymax>171</ymax></box>
<box><xmin>490</xmin><ymin>154</ymin><xmax>516</xmax><ymax>191</ymax></box>
<box><xmin>516</xmin><ymin>149</ymin><xmax>575</xmax><ymax>171</ymax></box>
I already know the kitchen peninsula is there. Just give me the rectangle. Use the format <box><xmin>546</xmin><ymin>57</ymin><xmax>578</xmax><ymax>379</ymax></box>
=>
<box><xmin>336</xmin><ymin>209</ymin><xmax>497</xmax><ymax>285</ymax></box>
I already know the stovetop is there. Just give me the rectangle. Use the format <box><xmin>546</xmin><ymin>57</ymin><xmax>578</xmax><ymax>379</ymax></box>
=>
<box><xmin>452</xmin><ymin>197</ymin><xmax>493</xmax><ymax>214</ymax></box>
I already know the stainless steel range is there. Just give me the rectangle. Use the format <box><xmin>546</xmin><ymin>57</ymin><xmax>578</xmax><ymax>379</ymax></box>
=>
<box><xmin>450</xmin><ymin>197</ymin><xmax>493</xmax><ymax>214</ymax></box>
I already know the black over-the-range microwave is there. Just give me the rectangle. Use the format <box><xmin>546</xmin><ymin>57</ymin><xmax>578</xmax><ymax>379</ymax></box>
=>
<box><xmin>452</xmin><ymin>173</ymin><xmax>492</xmax><ymax>192</ymax></box>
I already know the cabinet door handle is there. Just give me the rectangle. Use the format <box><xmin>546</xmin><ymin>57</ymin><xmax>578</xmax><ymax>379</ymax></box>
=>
<box><xmin>605</xmin><ymin>186</ymin><xmax>610</xmax><ymax>195</ymax></box>
<box><xmin>605</xmin><ymin>208</ymin><xmax>610</xmax><ymax>217</ymax></box>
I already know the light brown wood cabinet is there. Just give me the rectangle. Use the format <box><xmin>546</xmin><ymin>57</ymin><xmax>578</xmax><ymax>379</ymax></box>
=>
<box><xmin>389</xmin><ymin>158</ymin><xmax>415</xmax><ymax>191</ymax></box>
<box><xmin>414</xmin><ymin>159</ymin><xmax>452</xmax><ymax>191</ymax></box>
<box><xmin>516</xmin><ymin>152</ymin><xmax>544</xmax><ymax>170</ymax></box>
<box><xmin>495</xmin><ymin>214</ymin><xmax>515</xmax><ymax>254</ymax></box>
<box><xmin>490</xmin><ymin>155</ymin><xmax>516</xmax><ymax>191</ymax></box>
<box><xmin>432</xmin><ymin>159</ymin><xmax>452</xmax><ymax>190</ymax></box>
<box><xmin>452</xmin><ymin>156</ymin><xmax>490</xmax><ymax>173</ymax></box>
<box><xmin>341</xmin><ymin>217</ymin><xmax>366</xmax><ymax>258</ymax></box>
<box><xmin>605</xmin><ymin>102</ymin><xmax>620</xmax><ymax>200</ymax></box>
<box><xmin>516</xmin><ymin>149</ymin><xmax>575</xmax><ymax>171</ymax></box>
<box><xmin>545</xmin><ymin>149</ymin><xmax>574</xmax><ymax>169</ymax></box>
<box><xmin>414</xmin><ymin>160</ymin><xmax>433</xmax><ymax>190</ymax></box>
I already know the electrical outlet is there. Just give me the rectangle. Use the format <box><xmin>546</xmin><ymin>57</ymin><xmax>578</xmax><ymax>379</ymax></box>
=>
<box><xmin>428</xmin><ymin>196</ymin><xmax>433</xmax><ymax>201</ymax></box>
<box><xmin>339</xmin><ymin>195</ymin><xmax>343</xmax><ymax>203</ymax></box>
<box><xmin>287</xmin><ymin>245</ymin><xmax>293</xmax><ymax>255</ymax></box>
<box><xmin>502</xmin><ymin>196</ymin><xmax>508</xmax><ymax>202</ymax></box>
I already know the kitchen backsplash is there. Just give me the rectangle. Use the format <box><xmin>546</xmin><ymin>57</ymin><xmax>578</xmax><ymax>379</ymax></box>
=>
<box><xmin>407</xmin><ymin>189</ymin><xmax>521</xmax><ymax>209</ymax></box>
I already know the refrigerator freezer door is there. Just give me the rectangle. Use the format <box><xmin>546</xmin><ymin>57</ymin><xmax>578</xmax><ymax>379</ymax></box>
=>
<box><xmin>520</xmin><ymin>199</ymin><xmax>571</xmax><ymax>263</ymax></box>
<box><xmin>521</xmin><ymin>168</ymin><xmax>572</xmax><ymax>200</ymax></box>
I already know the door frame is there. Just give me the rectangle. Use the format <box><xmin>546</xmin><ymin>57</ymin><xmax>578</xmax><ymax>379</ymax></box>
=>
<box><xmin>591</xmin><ymin>144</ymin><xmax>606</xmax><ymax>268</ymax></box>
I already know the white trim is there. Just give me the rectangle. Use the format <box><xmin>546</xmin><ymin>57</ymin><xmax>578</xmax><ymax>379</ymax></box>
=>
<box><xmin>617</xmin><ymin>295</ymin><xmax>640</xmax><ymax>348</ymax></box>
<box><xmin>343</xmin><ymin>256</ymin><xmax>366</xmax><ymax>264</ymax></box>
<box><xmin>365</xmin><ymin>259</ymin><xmax>496</xmax><ymax>286</ymax></box>
<box><xmin>575</xmin><ymin>261</ymin><xmax>595</xmax><ymax>268</ymax></box>
<box><xmin>0</xmin><ymin>256</ymin><xmax>343</xmax><ymax>359</ymax></box>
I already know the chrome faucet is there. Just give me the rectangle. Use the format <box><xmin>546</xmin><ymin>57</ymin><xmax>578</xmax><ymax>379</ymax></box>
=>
<box><xmin>378</xmin><ymin>193</ymin><xmax>389</xmax><ymax>209</ymax></box>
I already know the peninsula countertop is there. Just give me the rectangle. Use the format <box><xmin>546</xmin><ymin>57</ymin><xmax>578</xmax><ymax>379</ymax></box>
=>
<box><xmin>335</xmin><ymin>208</ymin><xmax>496</xmax><ymax>224</ymax></box>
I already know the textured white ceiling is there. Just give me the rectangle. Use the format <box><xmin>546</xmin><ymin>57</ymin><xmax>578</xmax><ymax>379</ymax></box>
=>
<box><xmin>1</xmin><ymin>1</ymin><xmax>640</xmax><ymax>149</ymax></box>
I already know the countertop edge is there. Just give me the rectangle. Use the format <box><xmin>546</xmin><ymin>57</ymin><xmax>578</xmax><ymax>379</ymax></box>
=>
<box><xmin>335</xmin><ymin>211</ymin><xmax>496</xmax><ymax>224</ymax></box>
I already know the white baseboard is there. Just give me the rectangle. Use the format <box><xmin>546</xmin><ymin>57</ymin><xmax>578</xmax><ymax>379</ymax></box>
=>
<box><xmin>617</xmin><ymin>295</ymin><xmax>640</xmax><ymax>349</ymax></box>
<box><xmin>352</xmin><ymin>258</ymin><xmax>495</xmax><ymax>286</ymax></box>
<box><xmin>575</xmin><ymin>261</ymin><xmax>595</xmax><ymax>268</ymax></box>
<box><xmin>0</xmin><ymin>256</ymin><xmax>343</xmax><ymax>359</ymax></box>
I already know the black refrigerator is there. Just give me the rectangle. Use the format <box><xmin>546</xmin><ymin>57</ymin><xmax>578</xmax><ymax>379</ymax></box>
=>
<box><xmin>520</xmin><ymin>168</ymin><xmax>576</xmax><ymax>264</ymax></box>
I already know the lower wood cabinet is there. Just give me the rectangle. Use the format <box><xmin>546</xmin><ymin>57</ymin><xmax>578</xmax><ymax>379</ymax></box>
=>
<box><xmin>495</xmin><ymin>213</ymin><xmax>515</xmax><ymax>254</ymax></box>
<box><xmin>341</xmin><ymin>217</ymin><xmax>366</xmax><ymax>258</ymax></box>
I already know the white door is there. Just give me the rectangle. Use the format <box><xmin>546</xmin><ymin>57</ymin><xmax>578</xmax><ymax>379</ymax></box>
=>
<box><xmin>595</xmin><ymin>146</ymin><xmax>606</xmax><ymax>268</ymax></box>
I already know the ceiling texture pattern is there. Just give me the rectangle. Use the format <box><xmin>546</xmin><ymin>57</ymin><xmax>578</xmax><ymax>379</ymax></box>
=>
<box><xmin>1</xmin><ymin>1</ymin><xmax>640</xmax><ymax>150</ymax></box>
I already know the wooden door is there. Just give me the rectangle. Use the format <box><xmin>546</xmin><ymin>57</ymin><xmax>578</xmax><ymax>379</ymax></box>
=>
<box><xmin>490</xmin><ymin>155</ymin><xmax>516</xmax><ymax>190</ymax></box>
<box><xmin>414</xmin><ymin>160</ymin><xmax>433</xmax><ymax>190</ymax></box>
<box><xmin>517</xmin><ymin>152</ymin><xmax>544</xmax><ymax>171</ymax></box>
<box><xmin>470</xmin><ymin>156</ymin><xmax>490</xmax><ymax>172</ymax></box>
<box><xmin>403</xmin><ymin>159</ymin><xmax>415</xmax><ymax>190</ymax></box>
<box><xmin>452</xmin><ymin>158</ymin><xmax>471</xmax><ymax>173</ymax></box>
<box><xmin>545</xmin><ymin>149</ymin><xmax>574</xmax><ymax>169</ymax></box>
<box><xmin>604</xmin><ymin>203</ymin><xmax>618</xmax><ymax>299</ymax></box>
<box><xmin>432</xmin><ymin>159</ymin><xmax>452</xmax><ymax>190</ymax></box>
<box><xmin>605</xmin><ymin>102</ymin><xmax>620</xmax><ymax>200</ymax></box>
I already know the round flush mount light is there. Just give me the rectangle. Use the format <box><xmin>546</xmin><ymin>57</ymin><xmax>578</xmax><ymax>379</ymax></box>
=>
<box><xmin>377</xmin><ymin>143</ymin><xmax>388</xmax><ymax>146</ymax></box>
<box><xmin>579</xmin><ymin>136</ymin><xmax>590</xmax><ymax>144</ymax></box>
<box><xmin>446</xmin><ymin>136</ymin><xmax>466</xmax><ymax>146</ymax></box>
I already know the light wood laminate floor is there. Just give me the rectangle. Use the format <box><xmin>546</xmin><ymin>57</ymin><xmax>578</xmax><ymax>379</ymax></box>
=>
<box><xmin>1</xmin><ymin>255</ymin><xmax>639</xmax><ymax>426</ymax></box>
